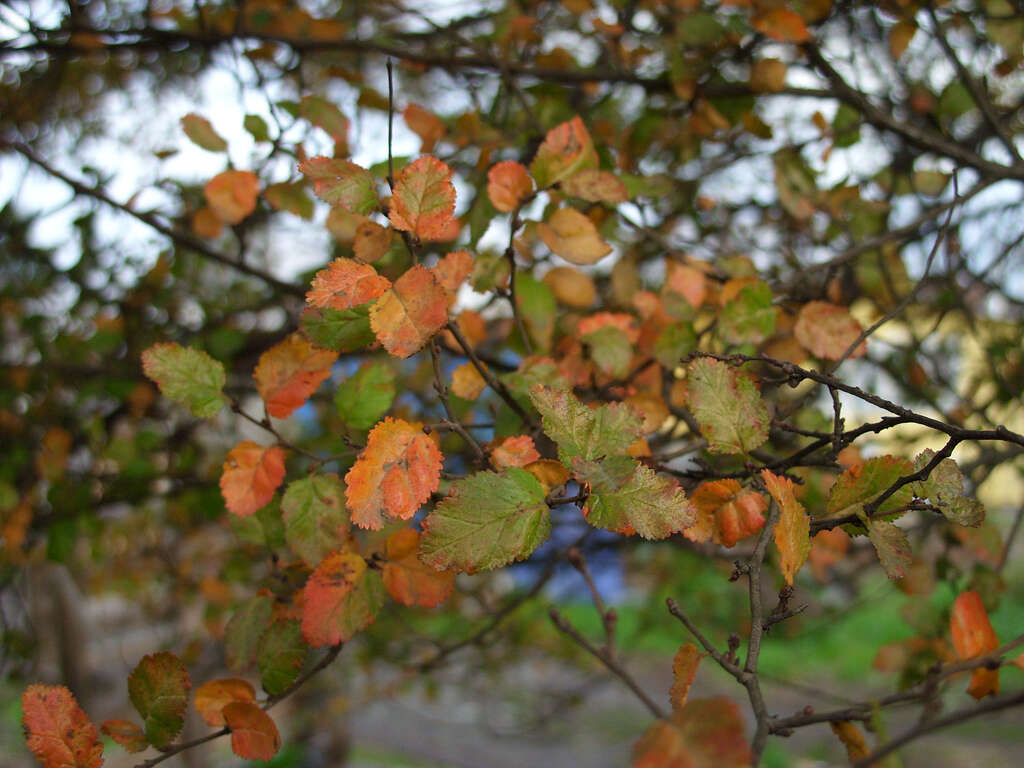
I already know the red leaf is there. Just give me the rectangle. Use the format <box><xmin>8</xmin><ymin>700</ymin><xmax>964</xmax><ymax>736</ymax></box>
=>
<box><xmin>369</xmin><ymin>265</ymin><xmax>449</xmax><ymax>358</ymax></box>
<box><xmin>306</xmin><ymin>257</ymin><xmax>391</xmax><ymax>311</ymax></box>
<box><xmin>223</xmin><ymin>701</ymin><xmax>280</xmax><ymax>761</ymax></box>
<box><xmin>388</xmin><ymin>156</ymin><xmax>456</xmax><ymax>239</ymax></box>
<box><xmin>382</xmin><ymin>528</ymin><xmax>456</xmax><ymax>608</ymax></box>
<box><xmin>22</xmin><ymin>685</ymin><xmax>103</xmax><ymax>768</ymax></box>
<box><xmin>220</xmin><ymin>441</ymin><xmax>287</xmax><ymax>517</ymax></box>
<box><xmin>345</xmin><ymin>418</ymin><xmax>443</xmax><ymax>530</ymax></box>
<box><xmin>254</xmin><ymin>333</ymin><xmax>337</xmax><ymax>419</ymax></box>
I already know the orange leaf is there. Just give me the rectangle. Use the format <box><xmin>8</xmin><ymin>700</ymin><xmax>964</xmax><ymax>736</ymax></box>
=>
<box><xmin>223</xmin><ymin>701</ymin><xmax>280</xmax><ymax>761</ymax></box>
<box><xmin>388</xmin><ymin>156</ymin><xmax>456</xmax><ymax>239</ymax></box>
<box><xmin>663</xmin><ymin>262</ymin><xmax>707</xmax><ymax>310</ymax></box>
<box><xmin>404</xmin><ymin>103</ymin><xmax>446</xmax><ymax>153</ymax></box>
<box><xmin>431</xmin><ymin>250</ymin><xmax>475</xmax><ymax>296</ymax></box>
<box><xmin>488</xmin><ymin>435</ymin><xmax>541</xmax><ymax>470</ymax></box>
<box><xmin>669</xmin><ymin>643</ymin><xmax>702</xmax><ymax>711</ymax></box>
<box><xmin>543</xmin><ymin>265</ymin><xmax>596</xmax><ymax>308</ymax></box>
<box><xmin>345</xmin><ymin>417</ymin><xmax>443</xmax><ymax>530</ymax></box>
<box><xmin>686</xmin><ymin>479</ymin><xmax>767</xmax><ymax>547</ymax></box>
<box><xmin>100</xmin><ymin>719</ymin><xmax>147</xmax><ymax>753</ymax></box>
<box><xmin>487</xmin><ymin>160</ymin><xmax>534</xmax><ymax>212</ymax></box>
<box><xmin>306</xmin><ymin>257</ymin><xmax>391</xmax><ymax>310</ymax></box>
<box><xmin>192</xmin><ymin>206</ymin><xmax>223</xmax><ymax>239</ymax></box>
<box><xmin>254</xmin><ymin>333</ymin><xmax>337</xmax><ymax>419</ymax></box>
<box><xmin>524</xmin><ymin>458</ymin><xmax>571</xmax><ymax>493</ymax></box>
<box><xmin>830</xmin><ymin>721</ymin><xmax>871</xmax><ymax>762</ymax></box>
<box><xmin>301</xmin><ymin>551</ymin><xmax>384</xmax><ymax>645</ymax></box>
<box><xmin>353</xmin><ymin>220</ymin><xmax>393</xmax><ymax>264</ymax></box>
<box><xmin>794</xmin><ymin>301</ymin><xmax>866</xmax><ymax>360</ymax></box>
<box><xmin>537</xmin><ymin>208</ymin><xmax>613</xmax><ymax>265</ymax></box>
<box><xmin>751</xmin><ymin>8</ymin><xmax>810</xmax><ymax>43</ymax></box>
<box><xmin>194</xmin><ymin>678</ymin><xmax>256</xmax><ymax>727</ymax></box>
<box><xmin>451</xmin><ymin>361</ymin><xmax>488</xmax><ymax>400</ymax></box>
<box><xmin>22</xmin><ymin>684</ymin><xmax>103</xmax><ymax>768</ymax></box>
<box><xmin>205</xmin><ymin>170</ymin><xmax>259</xmax><ymax>225</ymax></box>
<box><xmin>530</xmin><ymin>116</ymin><xmax>599</xmax><ymax>189</ymax></box>
<box><xmin>220</xmin><ymin>441</ymin><xmax>287</xmax><ymax>517</ymax></box>
<box><xmin>762</xmin><ymin>469</ymin><xmax>810</xmax><ymax>585</ymax></box>
<box><xmin>370</xmin><ymin>265</ymin><xmax>449</xmax><ymax>358</ymax></box>
<box><xmin>382</xmin><ymin>528</ymin><xmax>455</xmax><ymax>608</ymax></box>
<box><xmin>951</xmin><ymin>590</ymin><xmax>1000</xmax><ymax>698</ymax></box>
<box><xmin>632</xmin><ymin>697</ymin><xmax>750</xmax><ymax>768</ymax></box>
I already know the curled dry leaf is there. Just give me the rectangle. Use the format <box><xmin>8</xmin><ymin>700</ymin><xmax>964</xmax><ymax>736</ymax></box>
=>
<box><xmin>762</xmin><ymin>469</ymin><xmax>810</xmax><ymax>585</ymax></box>
<box><xmin>687</xmin><ymin>479</ymin><xmax>767</xmax><ymax>547</ymax></box>
<box><xmin>345</xmin><ymin>417</ymin><xmax>443</xmax><ymax>530</ymax></box>
<box><xmin>194</xmin><ymin>678</ymin><xmax>256</xmax><ymax>727</ymax></box>
<box><xmin>220</xmin><ymin>441</ymin><xmax>287</xmax><ymax>517</ymax></box>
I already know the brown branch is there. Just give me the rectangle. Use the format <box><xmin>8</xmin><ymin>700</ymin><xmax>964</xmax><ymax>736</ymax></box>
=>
<box><xmin>549</xmin><ymin>606</ymin><xmax>667</xmax><ymax>720</ymax></box>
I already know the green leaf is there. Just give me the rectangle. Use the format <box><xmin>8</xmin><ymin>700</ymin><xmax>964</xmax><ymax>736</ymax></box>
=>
<box><xmin>127</xmin><ymin>651</ymin><xmax>191</xmax><ymax>749</ymax></box>
<box><xmin>141</xmin><ymin>343</ymin><xmax>226</xmax><ymax>418</ymax></box>
<box><xmin>826</xmin><ymin>456</ymin><xmax>914</xmax><ymax>520</ymax></box>
<box><xmin>181</xmin><ymin>113</ymin><xmax>227</xmax><ymax>152</ymax></box>
<box><xmin>529</xmin><ymin>386</ymin><xmax>644</xmax><ymax>465</ymax></box>
<box><xmin>244</xmin><ymin>113</ymin><xmax>270</xmax><ymax>142</ymax></box>
<box><xmin>686</xmin><ymin>358</ymin><xmax>770</xmax><ymax>454</ymax></box>
<box><xmin>718</xmin><ymin>281</ymin><xmax>775</xmax><ymax>345</ymax></box>
<box><xmin>301</xmin><ymin>305</ymin><xmax>376</xmax><ymax>352</ymax></box>
<box><xmin>257</xmin><ymin>620</ymin><xmax>309</xmax><ymax>696</ymax></box>
<box><xmin>281</xmin><ymin>474</ymin><xmax>349</xmax><ymax>566</ymax></box>
<box><xmin>420</xmin><ymin>468</ymin><xmax>551</xmax><ymax>572</ymax></box>
<box><xmin>653</xmin><ymin>322</ymin><xmax>697</xmax><ymax>369</ymax></box>
<box><xmin>514</xmin><ymin>272</ymin><xmax>556</xmax><ymax>352</ymax></box>
<box><xmin>912</xmin><ymin>450</ymin><xmax>985</xmax><ymax>526</ymax></box>
<box><xmin>574</xmin><ymin>456</ymin><xmax>694</xmax><ymax>539</ymax></box>
<box><xmin>265</xmin><ymin>182</ymin><xmax>314</xmax><ymax>220</ymax></box>
<box><xmin>865</xmin><ymin>518</ymin><xmax>912</xmax><ymax>579</ymax></box>
<box><xmin>299</xmin><ymin>95</ymin><xmax>349</xmax><ymax>142</ymax></box>
<box><xmin>231</xmin><ymin>497</ymin><xmax>286</xmax><ymax>549</ymax></box>
<box><xmin>832</xmin><ymin>103</ymin><xmax>861</xmax><ymax>148</ymax></box>
<box><xmin>582</xmin><ymin>325</ymin><xmax>633</xmax><ymax>378</ymax></box>
<box><xmin>226</xmin><ymin>595</ymin><xmax>274</xmax><ymax>671</ymax></box>
<box><xmin>334</xmin><ymin>361</ymin><xmax>396</xmax><ymax>430</ymax></box>
<box><xmin>298</xmin><ymin>157</ymin><xmax>378</xmax><ymax>214</ymax></box>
